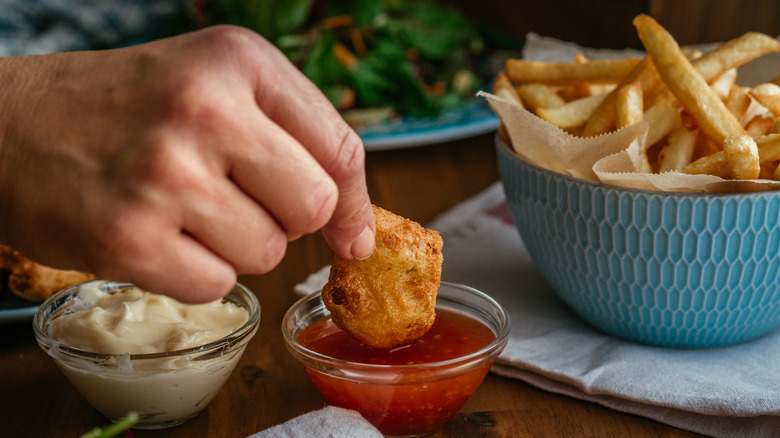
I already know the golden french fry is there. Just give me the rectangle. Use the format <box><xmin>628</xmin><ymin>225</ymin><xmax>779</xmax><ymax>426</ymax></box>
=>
<box><xmin>646</xmin><ymin>32</ymin><xmax>780</xmax><ymax>108</ymax></box>
<box><xmin>658</xmin><ymin>126</ymin><xmax>698</xmax><ymax>172</ymax></box>
<box><xmin>756</xmin><ymin>133</ymin><xmax>780</xmax><ymax>162</ymax></box>
<box><xmin>749</xmin><ymin>83</ymin><xmax>780</xmax><ymax>116</ymax></box>
<box><xmin>516</xmin><ymin>83</ymin><xmax>565</xmax><ymax>111</ymax></box>
<box><xmin>580</xmin><ymin>97</ymin><xmax>616</xmax><ymax>137</ymax></box>
<box><xmin>723</xmin><ymin>135</ymin><xmax>760</xmax><ymax>179</ymax></box>
<box><xmin>710</xmin><ymin>68</ymin><xmax>738</xmax><ymax>100</ymax></box>
<box><xmin>644</xmin><ymin>101</ymin><xmax>682</xmax><ymax>146</ymax></box>
<box><xmin>693</xmin><ymin>32</ymin><xmax>780</xmax><ymax>83</ymax></box>
<box><xmin>615</xmin><ymin>82</ymin><xmax>644</xmax><ymax>129</ymax></box>
<box><xmin>725</xmin><ymin>84</ymin><xmax>753</xmax><ymax>125</ymax></box>
<box><xmin>567</xmin><ymin>52</ymin><xmax>592</xmax><ymax>100</ymax></box>
<box><xmin>614</xmin><ymin>81</ymin><xmax>650</xmax><ymax>171</ymax></box>
<box><xmin>582</xmin><ymin>56</ymin><xmax>661</xmax><ymax>137</ymax></box>
<box><xmin>745</xmin><ymin>115</ymin><xmax>775</xmax><ymax>138</ymax></box>
<box><xmin>568</xmin><ymin>53</ymin><xmax>618</xmax><ymax>98</ymax></box>
<box><xmin>615</xmin><ymin>82</ymin><xmax>653</xmax><ymax>173</ymax></box>
<box><xmin>536</xmin><ymin>93</ymin><xmax>606</xmax><ymax>129</ymax></box>
<box><xmin>634</xmin><ymin>14</ymin><xmax>748</xmax><ymax>147</ymax></box>
<box><xmin>505</xmin><ymin>57</ymin><xmax>642</xmax><ymax>85</ymax></box>
<box><xmin>492</xmin><ymin>71</ymin><xmax>524</xmax><ymax>108</ymax></box>
<box><xmin>681</xmin><ymin>151</ymin><xmax>730</xmax><ymax>177</ymax></box>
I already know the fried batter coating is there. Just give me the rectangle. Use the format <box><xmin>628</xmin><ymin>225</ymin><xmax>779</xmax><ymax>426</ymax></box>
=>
<box><xmin>322</xmin><ymin>205</ymin><xmax>443</xmax><ymax>349</ymax></box>
<box><xmin>0</xmin><ymin>245</ymin><xmax>94</xmax><ymax>302</ymax></box>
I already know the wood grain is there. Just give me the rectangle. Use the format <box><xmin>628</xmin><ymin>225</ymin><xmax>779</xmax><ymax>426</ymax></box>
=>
<box><xmin>1</xmin><ymin>133</ymin><xmax>703</xmax><ymax>437</ymax></box>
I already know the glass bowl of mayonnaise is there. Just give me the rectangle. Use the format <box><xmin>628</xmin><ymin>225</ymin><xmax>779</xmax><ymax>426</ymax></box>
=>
<box><xmin>33</xmin><ymin>279</ymin><xmax>260</xmax><ymax>429</ymax></box>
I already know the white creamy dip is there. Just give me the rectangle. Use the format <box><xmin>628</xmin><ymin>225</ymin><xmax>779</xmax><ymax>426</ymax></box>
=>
<box><xmin>49</xmin><ymin>283</ymin><xmax>249</xmax><ymax>354</ymax></box>
<box><xmin>43</xmin><ymin>281</ymin><xmax>257</xmax><ymax>429</ymax></box>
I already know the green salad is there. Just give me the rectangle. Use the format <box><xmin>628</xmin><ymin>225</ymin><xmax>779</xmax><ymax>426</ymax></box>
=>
<box><xmin>206</xmin><ymin>0</ymin><xmax>509</xmax><ymax>126</ymax></box>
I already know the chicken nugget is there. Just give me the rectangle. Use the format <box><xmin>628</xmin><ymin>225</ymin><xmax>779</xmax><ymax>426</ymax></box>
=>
<box><xmin>1</xmin><ymin>245</ymin><xmax>94</xmax><ymax>302</ymax></box>
<box><xmin>322</xmin><ymin>205</ymin><xmax>443</xmax><ymax>349</ymax></box>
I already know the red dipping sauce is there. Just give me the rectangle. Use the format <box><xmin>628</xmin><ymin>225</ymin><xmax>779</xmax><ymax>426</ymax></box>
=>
<box><xmin>297</xmin><ymin>308</ymin><xmax>497</xmax><ymax>436</ymax></box>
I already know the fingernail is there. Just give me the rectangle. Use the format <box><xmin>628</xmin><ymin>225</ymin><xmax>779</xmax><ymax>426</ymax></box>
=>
<box><xmin>351</xmin><ymin>226</ymin><xmax>375</xmax><ymax>260</ymax></box>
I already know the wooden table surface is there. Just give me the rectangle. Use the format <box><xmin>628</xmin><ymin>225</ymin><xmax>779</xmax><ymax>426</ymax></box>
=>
<box><xmin>0</xmin><ymin>133</ymin><xmax>704</xmax><ymax>437</ymax></box>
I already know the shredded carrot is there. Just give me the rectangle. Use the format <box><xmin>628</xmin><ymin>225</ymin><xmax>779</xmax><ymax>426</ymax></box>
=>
<box><xmin>349</xmin><ymin>28</ymin><xmax>367</xmax><ymax>56</ymax></box>
<box><xmin>321</xmin><ymin>14</ymin><xmax>352</xmax><ymax>30</ymax></box>
<box><xmin>334</xmin><ymin>43</ymin><xmax>358</xmax><ymax>69</ymax></box>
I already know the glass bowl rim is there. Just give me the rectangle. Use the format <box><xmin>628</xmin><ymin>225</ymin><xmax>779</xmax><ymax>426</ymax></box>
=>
<box><xmin>282</xmin><ymin>281</ymin><xmax>510</xmax><ymax>373</ymax></box>
<box><xmin>32</xmin><ymin>279</ymin><xmax>261</xmax><ymax>361</ymax></box>
<box><xmin>497</xmin><ymin>133</ymin><xmax>780</xmax><ymax>199</ymax></box>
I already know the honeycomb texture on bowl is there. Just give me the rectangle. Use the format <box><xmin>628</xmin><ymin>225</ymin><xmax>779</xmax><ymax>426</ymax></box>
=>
<box><xmin>498</xmin><ymin>143</ymin><xmax>780</xmax><ymax>348</ymax></box>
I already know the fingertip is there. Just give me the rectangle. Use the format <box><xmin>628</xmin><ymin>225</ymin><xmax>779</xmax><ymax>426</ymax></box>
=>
<box><xmin>322</xmin><ymin>199</ymin><xmax>375</xmax><ymax>260</ymax></box>
<box><xmin>350</xmin><ymin>225</ymin><xmax>375</xmax><ymax>260</ymax></box>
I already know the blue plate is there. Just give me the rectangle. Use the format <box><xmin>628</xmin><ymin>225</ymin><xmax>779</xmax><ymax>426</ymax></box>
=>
<box><xmin>358</xmin><ymin>99</ymin><xmax>498</xmax><ymax>151</ymax></box>
<box><xmin>0</xmin><ymin>287</ymin><xmax>38</xmax><ymax>325</ymax></box>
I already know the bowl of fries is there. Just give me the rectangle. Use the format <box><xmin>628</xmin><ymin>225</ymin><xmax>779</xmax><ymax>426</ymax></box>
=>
<box><xmin>490</xmin><ymin>15</ymin><xmax>780</xmax><ymax>348</ymax></box>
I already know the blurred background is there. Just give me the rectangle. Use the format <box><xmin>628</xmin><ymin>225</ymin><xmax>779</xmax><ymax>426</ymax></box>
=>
<box><xmin>1</xmin><ymin>0</ymin><xmax>778</xmax><ymax>126</ymax></box>
<box><xmin>450</xmin><ymin>0</ymin><xmax>780</xmax><ymax>49</ymax></box>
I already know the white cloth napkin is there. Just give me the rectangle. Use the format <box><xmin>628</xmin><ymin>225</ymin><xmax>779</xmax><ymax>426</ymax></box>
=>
<box><xmin>293</xmin><ymin>182</ymin><xmax>780</xmax><ymax>438</ymax></box>
<box><xmin>249</xmin><ymin>406</ymin><xmax>382</xmax><ymax>438</ymax></box>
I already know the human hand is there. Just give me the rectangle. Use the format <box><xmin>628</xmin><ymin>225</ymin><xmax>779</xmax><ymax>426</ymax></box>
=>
<box><xmin>0</xmin><ymin>25</ymin><xmax>375</xmax><ymax>302</ymax></box>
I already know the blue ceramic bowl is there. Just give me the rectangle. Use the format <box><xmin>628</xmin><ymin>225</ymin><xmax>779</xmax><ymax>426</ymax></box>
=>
<box><xmin>497</xmin><ymin>137</ymin><xmax>780</xmax><ymax>348</ymax></box>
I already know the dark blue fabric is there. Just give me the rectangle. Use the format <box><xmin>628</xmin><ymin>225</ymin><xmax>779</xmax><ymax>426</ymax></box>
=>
<box><xmin>0</xmin><ymin>0</ymin><xmax>197</xmax><ymax>56</ymax></box>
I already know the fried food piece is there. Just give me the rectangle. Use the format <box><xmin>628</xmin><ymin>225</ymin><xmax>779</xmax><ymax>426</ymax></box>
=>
<box><xmin>0</xmin><ymin>245</ymin><xmax>94</xmax><ymax>302</ymax></box>
<box><xmin>322</xmin><ymin>205</ymin><xmax>443</xmax><ymax>349</ymax></box>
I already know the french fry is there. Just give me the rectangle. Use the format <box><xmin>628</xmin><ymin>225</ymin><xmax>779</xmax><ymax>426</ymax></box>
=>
<box><xmin>658</xmin><ymin>126</ymin><xmax>698</xmax><ymax>172</ymax></box>
<box><xmin>492</xmin><ymin>71</ymin><xmax>524</xmax><ymax>108</ymax></box>
<box><xmin>725</xmin><ymin>84</ymin><xmax>753</xmax><ymax>125</ymax></box>
<box><xmin>536</xmin><ymin>93</ymin><xmax>605</xmax><ymax>130</ymax></box>
<box><xmin>745</xmin><ymin>115</ymin><xmax>775</xmax><ymax>138</ymax></box>
<box><xmin>723</xmin><ymin>135</ymin><xmax>760</xmax><ymax>179</ymax></box>
<box><xmin>614</xmin><ymin>81</ymin><xmax>652</xmax><ymax>171</ymax></box>
<box><xmin>681</xmin><ymin>151</ymin><xmax>730</xmax><ymax>177</ymax></box>
<box><xmin>569</xmin><ymin>53</ymin><xmax>616</xmax><ymax>98</ymax></box>
<box><xmin>646</xmin><ymin>32</ymin><xmax>780</xmax><ymax>108</ymax></box>
<box><xmin>710</xmin><ymin>68</ymin><xmax>737</xmax><ymax>100</ymax></box>
<box><xmin>516</xmin><ymin>83</ymin><xmax>565</xmax><ymax>111</ymax></box>
<box><xmin>634</xmin><ymin>14</ymin><xmax>748</xmax><ymax>147</ymax></box>
<box><xmin>644</xmin><ymin>101</ymin><xmax>681</xmax><ymax>146</ymax></box>
<box><xmin>615</xmin><ymin>82</ymin><xmax>644</xmax><ymax>129</ymax></box>
<box><xmin>505</xmin><ymin>57</ymin><xmax>642</xmax><ymax>85</ymax></box>
<box><xmin>693</xmin><ymin>32</ymin><xmax>780</xmax><ymax>83</ymax></box>
<box><xmin>685</xmin><ymin>133</ymin><xmax>780</xmax><ymax>177</ymax></box>
<box><xmin>582</xmin><ymin>56</ymin><xmax>661</xmax><ymax>137</ymax></box>
<box><xmin>749</xmin><ymin>83</ymin><xmax>780</xmax><ymax>116</ymax></box>
<box><xmin>756</xmin><ymin>133</ymin><xmax>780</xmax><ymax>162</ymax></box>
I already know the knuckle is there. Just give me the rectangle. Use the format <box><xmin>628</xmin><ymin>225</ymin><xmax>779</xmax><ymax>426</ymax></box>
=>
<box><xmin>93</xmin><ymin>210</ymin><xmax>157</xmax><ymax>264</ymax></box>
<box><xmin>162</xmin><ymin>77</ymin><xmax>232</xmax><ymax>128</ymax></box>
<box><xmin>199</xmin><ymin>25</ymin><xmax>263</xmax><ymax>53</ymax></box>
<box><xmin>296</xmin><ymin>178</ymin><xmax>338</xmax><ymax>235</ymax></box>
<box><xmin>328</xmin><ymin>127</ymin><xmax>365</xmax><ymax>182</ymax></box>
<box><xmin>252</xmin><ymin>231</ymin><xmax>287</xmax><ymax>273</ymax></box>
